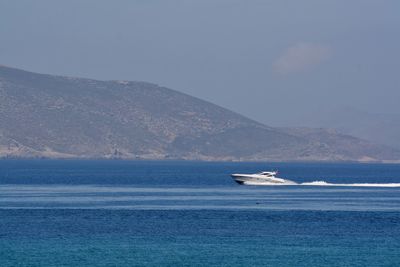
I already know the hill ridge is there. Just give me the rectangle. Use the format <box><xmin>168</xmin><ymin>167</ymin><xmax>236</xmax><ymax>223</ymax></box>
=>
<box><xmin>1</xmin><ymin>65</ymin><xmax>399</xmax><ymax>162</ymax></box>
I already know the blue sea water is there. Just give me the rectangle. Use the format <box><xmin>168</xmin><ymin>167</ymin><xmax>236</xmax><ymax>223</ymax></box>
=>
<box><xmin>1</xmin><ymin>160</ymin><xmax>400</xmax><ymax>266</ymax></box>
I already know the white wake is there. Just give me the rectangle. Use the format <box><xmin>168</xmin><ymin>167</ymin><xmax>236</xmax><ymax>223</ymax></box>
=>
<box><xmin>301</xmin><ymin>181</ymin><xmax>400</xmax><ymax>187</ymax></box>
<box><xmin>243</xmin><ymin>180</ymin><xmax>400</xmax><ymax>187</ymax></box>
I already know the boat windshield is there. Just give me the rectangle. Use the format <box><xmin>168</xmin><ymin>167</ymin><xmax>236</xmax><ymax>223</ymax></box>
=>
<box><xmin>260</xmin><ymin>172</ymin><xmax>274</xmax><ymax>176</ymax></box>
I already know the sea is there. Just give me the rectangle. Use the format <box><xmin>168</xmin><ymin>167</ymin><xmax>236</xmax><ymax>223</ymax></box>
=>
<box><xmin>1</xmin><ymin>160</ymin><xmax>400</xmax><ymax>267</ymax></box>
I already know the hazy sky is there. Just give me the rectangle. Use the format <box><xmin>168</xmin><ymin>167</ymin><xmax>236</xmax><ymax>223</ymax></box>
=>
<box><xmin>1</xmin><ymin>0</ymin><xmax>399</xmax><ymax>126</ymax></box>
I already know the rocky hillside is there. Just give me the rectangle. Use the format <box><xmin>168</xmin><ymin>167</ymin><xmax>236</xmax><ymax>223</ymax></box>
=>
<box><xmin>1</xmin><ymin>65</ymin><xmax>399</xmax><ymax>162</ymax></box>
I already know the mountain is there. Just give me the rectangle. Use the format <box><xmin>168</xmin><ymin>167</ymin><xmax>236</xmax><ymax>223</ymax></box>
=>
<box><xmin>1</xmin><ymin>65</ymin><xmax>399</xmax><ymax>162</ymax></box>
<box><xmin>310</xmin><ymin>107</ymin><xmax>400</xmax><ymax>150</ymax></box>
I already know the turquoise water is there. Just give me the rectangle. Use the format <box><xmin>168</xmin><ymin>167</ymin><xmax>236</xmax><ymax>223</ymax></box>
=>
<box><xmin>1</xmin><ymin>160</ymin><xmax>400</xmax><ymax>266</ymax></box>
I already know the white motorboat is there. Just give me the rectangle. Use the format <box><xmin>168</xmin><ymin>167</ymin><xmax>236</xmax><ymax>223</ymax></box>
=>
<box><xmin>231</xmin><ymin>171</ymin><xmax>296</xmax><ymax>185</ymax></box>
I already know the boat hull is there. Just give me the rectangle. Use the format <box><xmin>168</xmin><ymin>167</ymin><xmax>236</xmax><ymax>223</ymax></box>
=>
<box><xmin>231</xmin><ymin>174</ymin><xmax>296</xmax><ymax>185</ymax></box>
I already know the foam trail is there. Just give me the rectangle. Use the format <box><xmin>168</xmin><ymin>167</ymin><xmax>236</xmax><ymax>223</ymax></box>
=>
<box><xmin>301</xmin><ymin>181</ymin><xmax>400</xmax><ymax>187</ymax></box>
<box><xmin>243</xmin><ymin>180</ymin><xmax>400</xmax><ymax>187</ymax></box>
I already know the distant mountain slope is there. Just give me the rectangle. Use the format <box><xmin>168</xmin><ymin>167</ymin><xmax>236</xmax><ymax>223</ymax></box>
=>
<box><xmin>311</xmin><ymin>107</ymin><xmax>400</xmax><ymax>149</ymax></box>
<box><xmin>278</xmin><ymin>127</ymin><xmax>400</xmax><ymax>162</ymax></box>
<box><xmin>1</xmin><ymin>65</ymin><xmax>399</xmax><ymax>162</ymax></box>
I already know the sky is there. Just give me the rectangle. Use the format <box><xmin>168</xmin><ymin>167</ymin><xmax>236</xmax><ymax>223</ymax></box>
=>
<box><xmin>1</xmin><ymin>0</ymin><xmax>399</xmax><ymax>126</ymax></box>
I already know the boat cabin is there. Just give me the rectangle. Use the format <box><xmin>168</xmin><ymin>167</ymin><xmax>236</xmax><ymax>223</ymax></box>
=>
<box><xmin>260</xmin><ymin>171</ymin><xmax>277</xmax><ymax>177</ymax></box>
